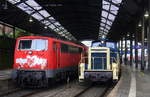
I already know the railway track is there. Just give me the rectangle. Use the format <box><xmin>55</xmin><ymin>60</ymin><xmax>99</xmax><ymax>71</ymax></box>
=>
<box><xmin>36</xmin><ymin>82</ymin><xmax>112</xmax><ymax>97</ymax></box>
<box><xmin>0</xmin><ymin>80</ymin><xmax>78</xmax><ymax>97</ymax></box>
<box><xmin>0</xmin><ymin>88</ymin><xmax>46</xmax><ymax>97</ymax></box>
<box><xmin>0</xmin><ymin>88</ymin><xmax>21</xmax><ymax>97</ymax></box>
<box><xmin>26</xmin><ymin>81</ymin><xmax>91</xmax><ymax>97</ymax></box>
<box><xmin>28</xmin><ymin>80</ymin><xmax>86</xmax><ymax>97</ymax></box>
<box><xmin>73</xmin><ymin>82</ymin><xmax>114</xmax><ymax>97</ymax></box>
<box><xmin>0</xmin><ymin>80</ymin><xmax>115</xmax><ymax>97</ymax></box>
<box><xmin>73</xmin><ymin>86</ymin><xmax>107</xmax><ymax>97</ymax></box>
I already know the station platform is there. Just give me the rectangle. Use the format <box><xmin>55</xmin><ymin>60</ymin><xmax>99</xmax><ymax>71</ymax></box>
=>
<box><xmin>107</xmin><ymin>64</ymin><xmax>150</xmax><ymax>97</ymax></box>
<box><xmin>0</xmin><ymin>69</ymin><xmax>13</xmax><ymax>92</ymax></box>
<box><xmin>0</xmin><ymin>69</ymin><xmax>12</xmax><ymax>80</ymax></box>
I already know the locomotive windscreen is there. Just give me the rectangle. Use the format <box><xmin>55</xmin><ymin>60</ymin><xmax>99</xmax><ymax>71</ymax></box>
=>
<box><xmin>18</xmin><ymin>39</ymin><xmax>48</xmax><ymax>51</ymax></box>
<box><xmin>91</xmin><ymin>53</ymin><xmax>107</xmax><ymax>69</ymax></box>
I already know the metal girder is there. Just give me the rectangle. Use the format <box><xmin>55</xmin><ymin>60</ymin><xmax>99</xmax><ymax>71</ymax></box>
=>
<box><xmin>102</xmin><ymin>8</ymin><xmax>117</xmax><ymax>16</ymax></box>
<box><xmin>104</xmin><ymin>0</ymin><xmax>121</xmax><ymax>7</ymax></box>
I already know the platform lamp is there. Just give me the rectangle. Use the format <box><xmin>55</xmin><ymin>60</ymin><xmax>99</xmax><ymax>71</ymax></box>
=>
<box><xmin>144</xmin><ymin>10</ymin><xmax>149</xmax><ymax>18</ymax></box>
<box><xmin>29</xmin><ymin>17</ymin><xmax>33</xmax><ymax>22</ymax></box>
<box><xmin>138</xmin><ymin>21</ymin><xmax>142</xmax><ymax>27</ymax></box>
<box><xmin>44</xmin><ymin>26</ymin><xmax>48</xmax><ymax>29</ymax></box>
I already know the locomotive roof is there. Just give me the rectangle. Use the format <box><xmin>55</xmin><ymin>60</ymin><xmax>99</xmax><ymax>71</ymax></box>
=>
<box><xmin>17</xmin><ymin>36</ymin><xmax>85</xmax><ymax>48</ymax></box>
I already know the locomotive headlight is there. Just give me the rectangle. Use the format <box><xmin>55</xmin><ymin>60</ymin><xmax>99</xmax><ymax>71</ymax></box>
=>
<box><xmin>112</xmin><ymin>63</ymin><xmax>117</xmax><ymax>68</ymax></box>
<box><xmin>28</xmin><ymin>51</ymin><xmax>32</xmax><ymax>55</ymax></box>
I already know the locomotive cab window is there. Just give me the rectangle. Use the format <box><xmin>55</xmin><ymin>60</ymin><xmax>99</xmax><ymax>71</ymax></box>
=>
<box><xmin>19</xmin><ymin>40</ymin><xmax>32</xmax><ymax>50</ymax></box>
<box><xmin>18</xmin><ymin>39</ymin><xmax>48</xmax><ymax>51</ymax></box>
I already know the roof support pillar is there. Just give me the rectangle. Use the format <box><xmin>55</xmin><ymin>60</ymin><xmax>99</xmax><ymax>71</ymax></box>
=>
<box><xmin>118</xmin><ymin>40</ymin><xmax>120</xmax><ymax>56</ymax></box>
<box><xmin>145</xmin><ymin>22</ymin><xmax>148</xmax><ymax>70</ymax></box>
<box><xmin>130</xmin><ymin>32</ymin><xmax>133</xmax><ymax>66</ymax></box>
<box><xmin>135</xmin><ymin>23</ymin><xmax>138</xmax><ymax>69</ymax></box>
<box><xmin>124</xmin><ymin>35</ymin><xmax>127</xmax><ymax>65</ymax></box>
<box><xmin>141</xmin><ymin>15</ymin><xmax>145</xmax><ymax>71</ymax></box>
<box><xmin>148</xmin><ymin>0</ymin><xmax>150</xmax><ymax>70</ymax></box>
<box><xmin>121</xmin><ymin>38</ymin><xmax>123</xmax><ymax>64</ymax></box>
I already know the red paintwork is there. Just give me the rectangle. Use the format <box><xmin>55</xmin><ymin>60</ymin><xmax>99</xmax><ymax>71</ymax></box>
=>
<box><xmin>14</xmin><ymin>36</ymin><xmax>84</xmax><ymax>70</ymax></box>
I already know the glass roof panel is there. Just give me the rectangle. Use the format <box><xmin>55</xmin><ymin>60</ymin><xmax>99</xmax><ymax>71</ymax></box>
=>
<box><xmin>26</xmin><ymin>0</ymin><xmax>42</xmax><ymax>10</ymax></box>
<box><xmin>103</xmin><ymin>5</ymin><xmax>110</xmax><ymax>10</ymax></box>
<box><xmin>49</xmin><ymin>17</ymin><xmax>55</xmax><ymax>20</ymax></box>
<box><xmin>101</xmin><ymin>17</ymin><xmax>106</xmax><ymax>23</ymax></box>
<box><xmin>110</xmin><ymin>4</ymin><xmax>119</xmax><ymax>14</ymax></box>
<box><xmin>62</xmin><ymin>34</ymin><xmax>65</xmax><ymax>36</ymax></box>
<box><xmin>112</xmin><ymin>0</ymin><xmax>122</xmax><ymax>4</ymax></box>
<box><xmin>32</xmin><ymin>12</ymin><xmax>43</xmax><ymax>20</ymax></box>
<box><xmin>42</xmin><ymin>20</ymin><xmax>52</xmax><ymax>25</ymax></box>
<box><xmin>59</xmin><ymin>28</ymin><xmax>63</xmax><ymax>32</ymax></box>
<box><xmin>61</xmin><ymin>31</ymin><xmax>64</xmax><ymax>34</ymax></box>
<box><xmin>103</xmin><ymin>0</ymin><xmax>110</xmax><ymax>10</ymax></box>
<box><xmin>49</xmin><ymin>17</ymin><xmax>56</xmax><ymax>23</ymax></box>
<box><xmin>106</xmin><ymin>25</ymin><xmax>110</xmax><ymax>30</ymax></box>
<box><xmin>99</xmin><ymin>31</ymin><xmax>103</xmax><ymax>34</ymax></box>
<box><xmin>103</xmin><ymin>0</ymin><xmax>110</xmax><ymax>5</ymax></box>
<box><xmin>54</xmin><ymin>28</ymin><xmax>60</xmax><ymax>32</ymax></box>
<box><xmin>8</xmin><ymin>0</ymin><xmax>75</xmax><ymax>40</ymax></box>
<box><xmin>39</xmin><ymin>10</ymin><xmax>50</xmax><ymax>17</ymax></box>
<box><xmin>59</xmin><ymin>27</ymin><xmax>65</xmax><ymax>31</ymax></box>
<box><xmin>108</xmin><ymin>13</ymin><xmax>115</xmax><ymax>21</ymax></box>
<box><xmin>100</xmin><ymin>23</ymin><xmax>105</xmax><ymax>27</ymax></box>
<box><xmin>54</xmin><ymin>22</ymin><xmax>61</xmax><ymax>27</ymax></box>
<box><xmin>59</xmin><ymin>31</ymin><xmax>63</xmax><ymax>34</ymax></box>
<box><xmin>104</xmin><ymin>29</ymin><xmax>108</xmax><ymax>32</ymax></box>
<box><xmin>65</xmin><ymin>33</ymin><xmax>69</xmax><ymax>35</ymax></box>
<box><xmin>111</xmin><ymin>9</ymin><xmax>118</xmax><ymax>15</ymax></box>
<box><xmin>106</xmin><ymin>20</ymin><xmax>112</xmax><ymax>26</ymax></box>
<box><xmin>8</xmin><ymin>0</ymin><xmax>20</xmax><ymax>4</ymax></box>
<box><xmin>17</xmin><ymin>3</ymin><xmax>34</xmax><ymax>14</ymax></box>
<box><xmin>100</xmin><ymin>27</ymin><xmax>104</xmax><ymax>30</ymax></box>
<box><xmin>60</xmin><ymin>26</ymin><xmax>64</xmax><ymax>29</ymax></box>
<box><xmin>49</xmin><ymin>24</ymin><xmax>56</xmax><ymax>29</ymax></box>
<box><xmin>63</xmin><ymin>30</ymin><xmax>67</xmax><ymax>33</ymax></box>
<box><xmin>102</xmin><ymin>11</ymin><xmax>108</xmax><ymax>18</ymax></box>
<box><xmin>100</xmin><ymin>0</ymin><xmax>123</xmax><ymax>36</ymax></box>
<box><xmin>66</xmin><ymin>32</ymin><xmax>70</xmax><ymax>34</ymax></box>
<box><xmin>45</xmin><ymin>22</ymin><xmax>51</xmax><ymax>25</ymax></box>
<box><xmin>42</xmin><ymin>20</ymin><xmax>49</xmax><ymax>24</ymax></box>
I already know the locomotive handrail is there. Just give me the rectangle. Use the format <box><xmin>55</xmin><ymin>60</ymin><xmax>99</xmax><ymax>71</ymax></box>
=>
<box><xmin>110</xmin><ymin>57</ymin><xmax>117</xmax><ymax>63</ymax></box>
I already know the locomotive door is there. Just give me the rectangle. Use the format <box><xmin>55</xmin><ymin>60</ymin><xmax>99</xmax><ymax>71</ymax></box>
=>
<box><xmin>56</xmin><ymin>43</ymin><xmax>61</xmax><ymax>67</ymax></box>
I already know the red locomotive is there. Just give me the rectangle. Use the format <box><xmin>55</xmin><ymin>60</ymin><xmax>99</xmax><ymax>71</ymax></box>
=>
<box><xmin>12</xmin><ymin>36</ymin><xmax>84</xmax><ymax>87</ymax></box>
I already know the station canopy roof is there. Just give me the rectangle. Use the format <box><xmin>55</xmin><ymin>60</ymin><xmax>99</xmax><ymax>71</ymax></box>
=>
<box><xmin>0</xmin><ymin>0</ymin><xmax>145</xmax><ymax>41</ymax></box>
<box><xmin>99</xmin><ymin>0</ymin><xmax>122</xmax><ymax>38</ymax></box>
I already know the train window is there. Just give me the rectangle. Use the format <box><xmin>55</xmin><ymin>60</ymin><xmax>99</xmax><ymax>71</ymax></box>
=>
<box><xmin>61</xmin><ymin>43</ymin><xmax>82</xmax><ymax>53</ymax></box>
<box><xmin>68</xmin><ymin>46</ymin><xmax>79</xmax><ymax>53</ymax></box>
<box><xmin>32</xmin><ymin>39</ymin><xmax>48</xmax><ymax>51</ymax></box>
<box><xmin>79</xmin><ymin>48</ymin><xmax>83</xmax><ymax>53</ymax></box>
<box><xmin>18</xmin><ymin>39</ymin><xmax>48</xmax><ymax>51</ymax></box>
<box><xmin>61</xmin><ymin>43</ymin><xmax>68</xmax><ymax>53</ymax></box>
<box><xmin>53</xmin><ymin>42</ymin><xmax>57</xmax><ymax>51</ymax></box>
<box><xmin>19</xmin><ymin>40</ymin><xmax>32</xmax><ymax>50</ymax></box>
